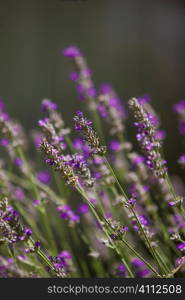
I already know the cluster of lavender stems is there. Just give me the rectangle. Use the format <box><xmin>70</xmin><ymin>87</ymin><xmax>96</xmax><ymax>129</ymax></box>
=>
<box><xmin>0</xmin><ymin>47</ymin><xmax>185</xmax><ymax>278</ymax></box>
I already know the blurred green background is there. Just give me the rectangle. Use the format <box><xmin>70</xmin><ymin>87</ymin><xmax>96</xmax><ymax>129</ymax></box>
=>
<box><xmin>0</xmin><ymin>0</ymin><xmax>185</xmax><ymax>177</ymax></box>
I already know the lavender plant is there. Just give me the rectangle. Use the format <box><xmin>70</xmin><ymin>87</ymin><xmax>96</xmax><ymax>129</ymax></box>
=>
<box><xmin>0</xmin><ymin>47</ymin><xmax>185</xmax><ymax>278</ymax></box>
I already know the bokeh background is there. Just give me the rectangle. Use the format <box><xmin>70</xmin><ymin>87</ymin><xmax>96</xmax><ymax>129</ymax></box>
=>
<box><xmin>0</xmin><ymin>0</ymin><xmax>185</xmax><ymax>177</ymax></box>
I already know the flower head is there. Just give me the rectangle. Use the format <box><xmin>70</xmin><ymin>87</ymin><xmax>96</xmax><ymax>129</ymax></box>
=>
<box><xmin>63</xmin><ymin>46</ymin><xmax>82</xmax><ymax>58</ymax></box>
<box><xmin>41</xmin><ymin>99</ymin><xmax>58</xmax><ymax>112</ymax></box>
<box><xmin>74</xmin><ymin>111</ymin><xmax>106</xmax><ymax>156</ymax></box>
<box><xmin>39</xmin><ymin>139</ymin><xmax>78</xmax><ymax>186</ymax></box>
<box><xmin>128</xmin><ymin>97</ymin><xmax>167</xmax><ymax>178</ymax></box>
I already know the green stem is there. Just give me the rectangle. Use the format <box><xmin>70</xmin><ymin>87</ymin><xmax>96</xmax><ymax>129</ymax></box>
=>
<box><xmin>77</xmin><ymin>185</ymin><xmax>161</xmax><ymax>276</ymax></box>
<box><xmin>76</xmin><ymin>186</ymin><xmax>136</xmax><ymax>278</ymax></box>
<box><xmin>104</xmin><ymin>156</ymin><xmax>168</xmax><ymax>274</ymax></box>
<box><xmin>120</xmin><ymin>238</ymin><xmax>160</xmax><ymax>277</ymax></box>
<box><xmin>16</xmin><ymin>147</ymin><xmax>58</xmax><ymax>254</ymax></box>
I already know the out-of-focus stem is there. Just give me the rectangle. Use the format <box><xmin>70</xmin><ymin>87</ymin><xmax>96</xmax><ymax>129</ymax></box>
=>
<box><xmin>15</xmin><ymin>146</ymin><xmax>58</xmax><ymax>255</ymax></box>
<box><xmin>104</xmin><ymin>156</ymin><xmax>169</xmax><ymax>275</ymax></box>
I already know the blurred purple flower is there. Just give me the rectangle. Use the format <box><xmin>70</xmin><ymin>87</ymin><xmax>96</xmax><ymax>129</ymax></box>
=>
<box><xmin>63</xmin><ymin>46</ymin><xmax>81</xmax><ymax>58</ymax></box>
<box><xmin>41</xmin><ymin>99</ymin><xmax>58</xmax><ymax>112</ymax></box>
<box><xmin>14</xmin><ymin>157</ymin><xmax>23</xmax><ymax>167</ymax></box>
<box><xmin>109</xmin><ymin>140</ymin><xmax>121</xmax><ymax>152</ymax></box>
<box><xmin>177</xmin><ymin>243</ymin><xmax>185</xmax><ymax>251</ymax></box>
<box><xmin>37</xmin><ymin>171</ymin><xmax>51</xmax><ymax>185</ymax></box>
<box><xmin>78</xmin><ymin>203</ymin><xmax>89</xmax><ymax>214</ymax></box>
<box><xmin>173</xmin><ymin>100</ymin><xmax>185</xmax><ymax>113</ymax></box>
<box><xmin>0</xmin><ymin>138</ymin><xmax>9</xmax><ymax>147</ymax></box>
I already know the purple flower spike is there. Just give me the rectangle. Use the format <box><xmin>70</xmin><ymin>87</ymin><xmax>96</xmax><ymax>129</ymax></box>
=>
<box><xmin>63</xmin><ymin>46</ymin><xmax>81</xmax><ymax>58</ymax></box>
<box><xmin>129</xmin><ymin>97</ymin><xmax>167</xmax><ymax>179</ymax></box>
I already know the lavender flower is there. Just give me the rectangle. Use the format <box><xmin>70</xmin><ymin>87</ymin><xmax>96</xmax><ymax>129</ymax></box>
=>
<box><xmin>0</xmin><ymin>197</ymin><xmax>32</xmax><ymax>246</ymax></box>
<box><xmin>63</xmin><ymin>46</ymin><xmax>96</xmax><ymax>102</ymax></box>
<box><xmin>39</xmin><ymin>139</ymin><xmax>78</xmax><ymax>186</ymax></box>
<box><xmin>66</xmin><ymin>153</ymin><xmax>95</xmax><ymax>187</ymax></box>
<box><xmin>0</xmin><ymin>256</ymin><xmax>29</xmax><ymax>277</ymax></box>
<box><xmin>0</xmin><ymin>111</ymin><xmax>26</xmax><ymax>149</ymax></box>
<box><xmin>48</xmin><ymin>249</ymin><xmax>73</xmax><ymax>277</ymax></box>
<box><xmin>1</xmin><ymin>51</ymin><xmax>185</xmax><ymax>279</ymax></box>
<box><xmin>38</xmin><ymin>118</ymin><xmax>66</xmax><ymax>151</ymax></box>
<box><xmin>40</xmin><ymin>99</ymin><xmax>70</xmax><ymax>146</ymax></box>
<box><xmin>74</xmin><ymin>111</ymin><xmax>106</xmax><ymax>156</ymax></box>
<box><xmin>128</xmin><ymin>97</ymin><xmax>167</xmax><ymax>178</ymax></box>
<box><xmin>98</xmin><ymin>84</ymin><xmax>126</xmax><ymax>135</ymax></box>
<box><xmin>57</xmin><ymin>205</ymin><xmax>80</xmax><ymax>224</ymax></box>
<box><xmin>63</xmin><ymin>46</ymin><xmax>82</xmax><ymax>58</ymax></box>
